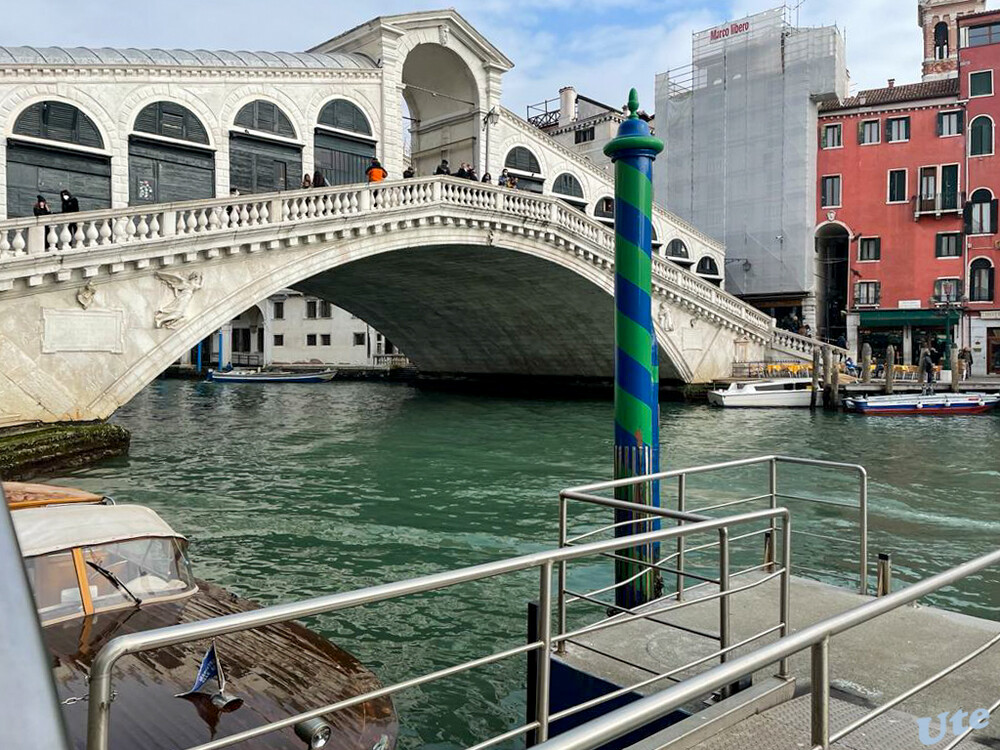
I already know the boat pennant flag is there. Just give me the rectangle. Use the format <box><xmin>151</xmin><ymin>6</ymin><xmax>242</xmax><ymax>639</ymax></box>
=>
<box><xmin>175</xmin><ymin>641</ymin><xmax>227</xmax><ymax>697</ymax></box>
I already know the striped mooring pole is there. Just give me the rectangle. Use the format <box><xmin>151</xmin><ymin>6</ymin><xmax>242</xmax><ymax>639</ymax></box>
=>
<box><xmin>603</xmin><ymin>89</ymin><xmax>664</xmax><ymax>610</ymax></box>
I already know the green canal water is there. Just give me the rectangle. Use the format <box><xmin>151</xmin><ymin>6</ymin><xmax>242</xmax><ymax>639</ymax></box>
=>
<box><xmin>54</xmin><ymin>379</ymin><xmax>999</xmax><ymax>749</ymax></box>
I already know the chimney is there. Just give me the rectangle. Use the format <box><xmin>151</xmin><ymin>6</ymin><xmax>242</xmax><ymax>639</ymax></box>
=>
<box><xmin>888</xmin><ymin>79</ymin><xmax>895</xmax><ymax>88</ymax></box>
<box><xmin>559</xmin><ymin>86</ymin><xmax>577</xmax><ymax>127</ymax></box>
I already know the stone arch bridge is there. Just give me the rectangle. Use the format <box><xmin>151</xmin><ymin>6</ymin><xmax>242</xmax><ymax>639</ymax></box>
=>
<box><xmin>0</xmin><ymin>176</ymin><xmax>822</xmax><ymax>425</ymax></box>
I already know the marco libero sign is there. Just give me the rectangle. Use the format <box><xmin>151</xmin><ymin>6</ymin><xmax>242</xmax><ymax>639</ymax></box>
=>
<box><xmin>709</xmin><ymin>20</ymin><xmax>751</xmax><ymax>42</ymax></box>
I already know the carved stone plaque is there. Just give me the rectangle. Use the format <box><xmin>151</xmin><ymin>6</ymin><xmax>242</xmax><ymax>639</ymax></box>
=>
<box><xmin>42</xmin><ymin>309</ymin><xmax>125</xmax><ymax>354</ymax></box>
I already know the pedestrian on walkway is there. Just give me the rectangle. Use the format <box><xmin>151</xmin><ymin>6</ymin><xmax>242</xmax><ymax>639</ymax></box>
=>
<box><xmin>919</xmin><ymin>345</ymin><xmax>936</xmax><ymax>391</ymax></box>
<box><xmin>960</xmin><ymin>347</ymin><xmax>974</xmax><ymax>380</ymax></box>
<box><xmin>365</xmin><ymin>158</ymin><xmax>388</xmax><ymax>183</ymax></box>
<box><xmin>33</xmin><ymin>195</ymin><xmax>50</xmax><ymax>217</ymax></box>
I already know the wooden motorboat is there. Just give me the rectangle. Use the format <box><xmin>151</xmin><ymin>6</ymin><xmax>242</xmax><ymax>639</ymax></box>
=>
<box><xmin>844</xmin><ymin>392</ymin><xmax>1000</xmax><ymax>415</ymax></box>
<box><xmin>3</xmin><ymin>481</ymin><xmax>396</xmax><ymax>750</ymax></box>
<box><xmin>207</xmin><ymin>368</ymin><xmax>336</xmax><ymax>383</ymax></box>
<box><xmin>707</xmin><ymin>378</ymin><xmax>816</xmax><ymax>408</ymax></box>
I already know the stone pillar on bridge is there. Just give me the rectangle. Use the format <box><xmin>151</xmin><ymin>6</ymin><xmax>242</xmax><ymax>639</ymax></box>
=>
<box><xmin>604</xmin><ymin>89</ymin><xmax>664</xmax><ymax>610</ymax></box>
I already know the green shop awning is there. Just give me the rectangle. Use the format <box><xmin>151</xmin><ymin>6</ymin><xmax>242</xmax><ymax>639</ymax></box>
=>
<box><xmin>858</xmin><ymin>309</ymin><xmax>958</xmax><ymax>327</ymax></box>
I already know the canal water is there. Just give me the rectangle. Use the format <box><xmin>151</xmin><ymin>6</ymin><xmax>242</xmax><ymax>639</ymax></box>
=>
<box><xmin>56</xmin><ymin>379</ymin><xmax>999</xmax><ymax>749</ymax></box>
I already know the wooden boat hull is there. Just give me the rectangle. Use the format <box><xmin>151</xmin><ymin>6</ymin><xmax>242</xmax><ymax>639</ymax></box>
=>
<box><xmin>46</xmin><ymin>580</ymin><xmax>396</xmax><ymax>750</ymax></box>
<box><xmin>845</xmin><ymin>393</ymin><xmax>1000</xmax><ymax>415</ymax></box>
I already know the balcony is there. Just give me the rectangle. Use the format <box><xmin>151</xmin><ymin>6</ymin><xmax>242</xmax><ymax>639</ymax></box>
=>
<box><xmin>913</xmin><ymin>192</ymin><xmax>963</xmax><ymax>219</ymax></box>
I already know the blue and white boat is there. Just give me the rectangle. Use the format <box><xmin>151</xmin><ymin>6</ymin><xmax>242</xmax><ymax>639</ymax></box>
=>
<box><xmin>207</xmin><ymin>368</ymin><xmax>336</xmax><ymax>383</ymax></box>
<box><xmin>844</xmin><ymin>391</ymin><xmax>1000</xmax><ymax>415</ymax></box>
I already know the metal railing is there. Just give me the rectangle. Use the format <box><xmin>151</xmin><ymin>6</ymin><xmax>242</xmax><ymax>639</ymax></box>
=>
<box><xmin>85</xmin><ymin>508</ymin><xmax>789</xmax><ymax>750</ymax></box>
<box><xmin>533</xmin><ymin>546</ymin><xmax>1000</xmax><ymax>750</ymax></box>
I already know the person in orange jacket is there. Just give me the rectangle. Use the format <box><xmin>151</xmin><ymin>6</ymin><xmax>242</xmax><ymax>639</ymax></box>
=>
<box><xmin>366</xmin><ymin>158</ymin><xmax>388</xmax><ymax>182</ymax></box>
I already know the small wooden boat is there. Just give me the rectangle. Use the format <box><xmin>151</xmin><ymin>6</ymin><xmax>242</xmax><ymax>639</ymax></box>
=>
<box><xmin>3</xmin><ymin>481</ymin><xmax>396</xmax><ymax>750</ymax></box>
<box><xmin>844</xmin><ymin>392</ymin><xmax>1000</xmax><ymax>415</ymax></box>
<box><xmin>707</xmin><ymin>378</ymin><xmax>816</xmax><ymax>408</ymax></box>
<box><xmin>208</xmin><ymin>368</ymin><xmax>336</xmax><ymax>383</ymax></box>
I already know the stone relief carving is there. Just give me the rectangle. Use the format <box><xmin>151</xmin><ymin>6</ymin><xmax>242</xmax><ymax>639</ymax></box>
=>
<box><xmin>76</xmin><ymin>281</ymin><xmax>97</xmax><ymax>310</ymax></box>
<box><xmin>439</xmin><ymin>25</ymin><xmax>450</xmax><ymax>45</ymax></box>
<box><xmin>154</xmin><ymin>271</ymin><xmax>203</xmax><ymax>329</ymax></box>
<box><xmin>657</xmin><ymin>303</ymin><xmax>674</xmax><ymax>333</ymax></box>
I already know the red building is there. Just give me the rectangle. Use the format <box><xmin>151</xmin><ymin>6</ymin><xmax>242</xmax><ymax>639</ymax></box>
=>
<box><xmin>815</xmin><ymin>0</ymin><xmax>1000</xmax><ymax>375</ymax></box>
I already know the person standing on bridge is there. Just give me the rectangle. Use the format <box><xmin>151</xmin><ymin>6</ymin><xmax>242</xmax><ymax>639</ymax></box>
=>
<box><xmin>301</xmin><ymin>173</ymin><xmax>312</xmax><ymax>189</ymax></box>
<box><xmin>312</xmin><ymin>170</ymin><xmax>327</xmax><ymax>188</ymax></box>
<box><xmin>454</xmin><ymin>162</ymin><xmax>469</xmax><ymax>179</ymax></box>
<box><xmin>481</xmin><ymin>172</ymin><xmax>492</xmax><ymax>184</ymax></box>
<box><xmin>60</xmin><ymin>189</ymin><xmax>79</xmax><ymax>238</ymax></box>
<box><xmin>33</xmin><ymin>195</ymin><xmax>50</xmax><ymax>217</ymax></box>
<box><xmin>403</xmin><ymin>165</ymin><xmax>415</xmax><ymax>179</ymax></box>
<box><xmin>366</xmin><ymin>158</ymin><xmax>388</xmax><ymax>183</ymax></box>
<box><xmin>434</xmin><ymin>159</ymin><xmax>450</xmax><ymax>175</ymax></box>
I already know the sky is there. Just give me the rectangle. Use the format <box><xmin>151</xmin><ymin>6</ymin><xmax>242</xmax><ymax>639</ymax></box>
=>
<box><xmin>1</xmin><ymin>0</ymin><xmax>998</xmax><ymax>116</ymax></box>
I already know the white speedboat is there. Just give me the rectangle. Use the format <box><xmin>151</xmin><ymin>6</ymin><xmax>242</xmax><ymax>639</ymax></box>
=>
<box><xmin>708</xmin><ymin>378</ymin><xmax>816</xmax><ymax>408</ymax></box>
<box><xmin>207</xmin><ymin>368</ymin><xmax>336</xmax><ymax>383</ymax></box>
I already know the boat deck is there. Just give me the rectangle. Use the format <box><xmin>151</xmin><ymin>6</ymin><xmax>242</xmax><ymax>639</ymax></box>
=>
<box><xmin>559</xmin><ymin>573</ymin><xmax>1000</xmax><ymax>746</ymax></box>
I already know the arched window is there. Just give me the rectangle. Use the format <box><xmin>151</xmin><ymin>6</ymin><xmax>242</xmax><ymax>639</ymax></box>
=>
<box><xmin>552</xmin><ymin>172</ymin><xmax>585</xmax><ymax>211</ymax></box>
<box><xmin>970</xmin><ymin>258</ymin><xmax>995</xmax><ymax>302</ymax></box>
<box><xmin>505</xmin><ymin>146</ymin><xmax>541</xmax><ymax>174</ymax></box>
<box><xmin>317</xmin><ymin>99</ymin><xmax>372</xmax><ymax>136</ymax></box>
<box><xmin>8</xmin><ymin>101</ymin><xmax>110</xmax><ymax>217</ymax></box>
<box><xmin>14</xmin><ymin>101</ymin><xmax>104</xmax><ymax>149</ymax></box>
<box><xmin>315</xmin><ymin>99</ymin><xmax>376</xmax><ymax>186</ymax></box>
<box><xmin>666</xmin><ymin>239</ymin><xmax>689</xmax><ymax>259</ymax></box>
<box><xmin>130</xmin><ymin>102</ymin><xmax>213</xmax><ymax>206</ymax></box>
<box><xmin>967</xmin><ymin>188</ymin><xmax>997</xmax><ymax>235</ymax></box>
<box><xmin>970</xmin><ymin>116</ymin><xmax>993</xmax><ymax>156</ymax></box>
<box><xmin>134</xmin><ymin>102</ymin><xmax>209</xmax><ymax>144</ymax></box>
<box><xmin>934</xmin><ymin>21</ymin><xmax>949</xmax><ymax>60</ymax></box>
<box><xmin>235</xmin><ymin>100</ymin><xmax>296</xmax><ymax>138</ymax></box>
<box><xmin>595</xmin><ymin>196</ymin><xmax>615</xmax><ymax>220</ymax></box>
<box><xmin>696</xmin><ymin>256</ymin><xmax>721</xmax><ymax>277</ymax></box>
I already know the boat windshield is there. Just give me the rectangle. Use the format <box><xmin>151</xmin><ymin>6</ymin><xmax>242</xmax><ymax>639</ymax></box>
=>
<box><xmin>24</xmin><ymin>537</ymin><xmax>196</xmax><ymax>624</ymax></box>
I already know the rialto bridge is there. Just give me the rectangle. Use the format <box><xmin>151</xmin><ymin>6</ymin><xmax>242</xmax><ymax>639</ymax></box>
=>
<box><xmin>0</xmin><ymin>9</ymin><xmax>823</xmax><ymax>425</ymax></box>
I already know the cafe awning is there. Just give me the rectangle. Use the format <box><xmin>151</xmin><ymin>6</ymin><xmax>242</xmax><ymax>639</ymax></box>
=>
<box><xmin>858</xmin><ymin>309</ymin><xmax>957</xmax><ymax>327</ymax></box>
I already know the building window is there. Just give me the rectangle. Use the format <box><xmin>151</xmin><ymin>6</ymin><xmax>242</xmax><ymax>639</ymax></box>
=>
<box><xmin>970</xmin><ymin>71</ymin><xmax>993</xmax><ymax>97</ymax></box>
<box><xmin>306</xmin><ymin>300</ymin><xmax>318</xmax><ymax>319</ymax></box>
<box><xmin>306</xmin><ymin>334</ymin><xmax>317</xmax><ymax>346</ymax></box>
<box><xmin>967</xmin><ymin>22</ymin><xmax>1000</xmax><ymax>48</ymax></box>
<box><xmin>353</xmin><ymin>332</ymin><xmax>366</xmax><ymax>346</ymax></box>
<box><xmin>666</xmin><ymin>239</ymin><xmax>689</xmax><ymax>259</ymax></box>
<box><xmin>319</xmin><ymin>301</ymin><xmax>332</xmax><ymax>318</ymax></box>
<box><xmin>859</xmin><ymin>120</ymin><xmax>880</xmax><ymax>145</ymax></box>
<box><xmin>321</xmin><ymin>333</ymin><xmax>331</xmax><ymax>346</ymax></box>
<box><xmin>822</xmin><ymin>123</ymin><xmax>842</xmax><ymax>149</ymax></box>
<box><xmin>970</xmin><ymin>259</ymin><xmax>995</xmax><ymax>301</ymax></box>
<box><xmin>967</xmin><ymin>188</ymin><xmax>998</xmax><ymax>234</ymax></box>
<box><xmin>970</xmin><ymin>116</ymin><xmax>994</xmax><ymax>156</ymax></box>
<box><xmin>574</xmin><ymin>127</ymin><xmax>595</xmax><ymax>144</ymax></box>
<box><xmin>273</xmin><ymin>334</ymin><xmax>284</xmax><ymax>346</ymax></box>
<box><xmin>934</xmin><ymin>278</ymin><xmax>960</xmax><ymax>303</ymax></box>
<box><xmin>273</xmin><ymin>301</ymin><xmax>284</xmax><ymax>320</ymax></box>
<box><xmin>887</xmin><ymin>117</ymin><xmax>910</xmax><ymax>143</ymax></box>
<box><xmin>888</xmin><ymin>169</ymin><xmax>907</xmax><ymax>203</ymax></box>
<box><xmin>936</xmin><ymin>233</ymin><xmax>961</xmax><ymax>258</ymax></box>
<box><xmin>917</xmin><ymin>165</ymin><xmax>959</xmax><ymax>213</ymax></box>
<box><xmin>935</xmin><ymin>21</ymin><xmax>950</xmax><ymax>59</ymax></box>
<box><xmin>938</xmin><ymin>111</ymin><xmax>963</xmax><ymax>137</ymax></box>
<box><xmin>854</xmin><ymin>281</ymin><xmax>881</xmax><ymax>306</ymax></box>
<box><xmin>858</xmin><ymin>237</ymin><xmax>881</xmax><ymax>261</ymax></box>
<box><xmin>821</xmin><ymin>175</ymin><xmax>842</xmax><ymax>208</ymax></box>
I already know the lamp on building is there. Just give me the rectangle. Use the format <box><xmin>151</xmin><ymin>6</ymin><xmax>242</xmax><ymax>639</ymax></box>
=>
<box><xmin>482</xmin><ymin>107</ymin><xmax>500</xmax><ymax>175</ymax></box>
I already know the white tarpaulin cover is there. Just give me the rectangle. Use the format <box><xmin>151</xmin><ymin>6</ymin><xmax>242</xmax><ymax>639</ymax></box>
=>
<box><xmin>13</xmin><ymin>505</ymin><xmax>184</xmax><ymax>558</ymax></box>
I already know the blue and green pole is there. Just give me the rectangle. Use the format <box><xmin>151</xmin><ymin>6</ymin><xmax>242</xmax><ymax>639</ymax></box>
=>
<box><xmin>604</xmin><ymin>89</ymin><xmax>664</xmax><ymax>610</ymax></box>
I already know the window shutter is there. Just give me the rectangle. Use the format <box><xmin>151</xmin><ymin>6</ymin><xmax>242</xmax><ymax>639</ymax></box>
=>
<box><xmin>964</xmin><ymin>202</ymin><xmax>974</xmax><ymax>234</ymax></box>
<box><xmin>858</xmin><ymin>121</ymin><xmax>864</xmax><ymax>144</ymax></box>
<box><xmin>821</xmin><ymin>127</ymin><xmax>827</xmax><ymax>149</ymax></box>
<box><xmin>885</xmin><ymin>120</ymin><xmax>891</xmax><ymax>142</ymax></box>
<box><xmin>874</xmin><ymin>238</ymin><xmax>882</xmax><ymax>258</ymax></box>
<box><xmin>821</xmin><ymin>180</ymin><xmax>828</xmax><ymax>207</ymax></box>
<box><xmin>905</xmin><ymin>118</ymin><xmax>911</xmax><ymax>140</ymax></box>
<box><xmin>991</xmin><ymin>199</ymin><xmax>999</xmax><ymax>234</ymax></box>
<box><xmin>937</xmin><ymin>113</ymin><xmax>943</xmax><ymax>137</ymax></box>
<box><xmin>875</xmin><ymin>282</ymin><xmax>882</xmax><ymax>304</ymax></box>
<box><xmin>853</xmin><ymin>282</ymin><xmax>860</xmax><ymax>304</ymax></box>
<box><xmin>958</xmin><ymin>110</ymin><xmax>965</xmax><ymax>134</ymax></box>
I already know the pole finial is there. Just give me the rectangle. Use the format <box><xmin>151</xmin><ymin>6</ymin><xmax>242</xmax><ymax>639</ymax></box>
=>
<box><xmin>627</xmin><ymin>88</ymin><xmax>640</xmax><ymax>119</ymax></box>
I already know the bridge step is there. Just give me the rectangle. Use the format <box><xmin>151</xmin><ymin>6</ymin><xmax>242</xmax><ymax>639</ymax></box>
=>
<box><xmin>621</xmin><ymin>676</ymin><xmax>795</xmax><ymax>750</ymax></box>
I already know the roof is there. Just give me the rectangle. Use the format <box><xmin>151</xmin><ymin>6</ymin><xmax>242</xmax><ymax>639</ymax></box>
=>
<box><xmin>13</xmin><ymin>504</ymin><xmax>183</xmax><ymax>558</ymax></box>
<box><xmin>0</xmin><ymin>46</ymin><xmax>375</xmax><ymax>70</ymax></box>
<box><xmin>820</xmin><ymin>78</ymin><xmax>959</xmax><ymax>112</ymax></box>
<box><xmin>958</xmin><ymin>9</ymin><xmax>1000</xmax><ymax>24</ymax></box>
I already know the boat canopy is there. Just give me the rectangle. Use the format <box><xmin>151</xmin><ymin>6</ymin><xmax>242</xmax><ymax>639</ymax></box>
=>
<box><xmin>13</xmin><ymin>505</ymin><xmax>184</xmax><ymax>557</ymax></box>
<box><xmin>3</xmin><ymin>481</ymin><xmax>104</xmax><ymax>509</ymax></box>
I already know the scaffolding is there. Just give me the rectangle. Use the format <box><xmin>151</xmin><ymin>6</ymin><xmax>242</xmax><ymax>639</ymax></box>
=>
<box><xmin>654</xmin><ymin>6</ymin><xmax>847</xmax><ymax>322</ymax></box>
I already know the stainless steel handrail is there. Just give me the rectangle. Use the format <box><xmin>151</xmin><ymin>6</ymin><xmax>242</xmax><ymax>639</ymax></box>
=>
<box><xmin>85</xmin><ymin>507</ymin><xmax>789</xmax><ymax>750</ymax></box>
<box><xmin>531</xmin><ymin>547</ymin><xmax>1000</xmax><ymax>750</ymax></box>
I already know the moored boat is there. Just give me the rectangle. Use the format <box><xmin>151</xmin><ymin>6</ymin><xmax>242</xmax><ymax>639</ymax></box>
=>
<box><xmin>707</xmin><ymin>377</ymin><xmax>816</xmax><ymax>408</ymax></box>
<box><xmin>208</xmin><ymin>368</ymin><xmax>336</xmax><ymax>383</ymax></box>
<box><xmin>844</xmin><ymin>392</ymin><xmax>1000</xmax><ymax>415</ymax></box>
<box><xmin>3</xmin><ymin>481</ymin><xmax>396</xmax><ymax>750</ymax></box>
